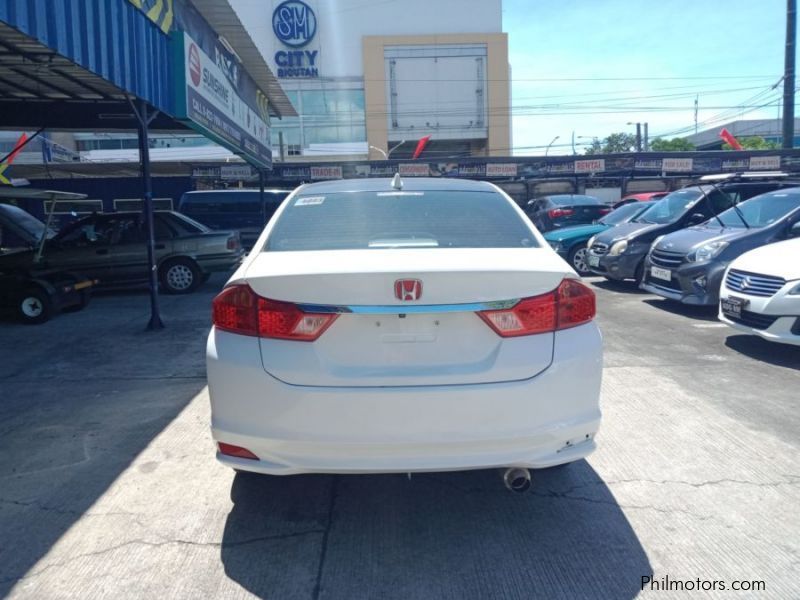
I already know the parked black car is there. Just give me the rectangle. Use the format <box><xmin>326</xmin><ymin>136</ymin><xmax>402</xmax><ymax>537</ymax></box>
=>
<box><xmin>586</xmin><ymin>175</ymin><xmax>796</xmax><ymax>284</ymax></box>
<box><xmin>525</xmin><ymin>194</ymin><xmax>610</xmax><ymax>232</ymax></box>
<box><xmin>178</xmin><ymin>189</ymin><xmax>291</xmax><ymax>249</ymax></box>
<box><xmin>0</xmin><ymin>270</ymin><xmax>94</xmax><ymax>324</ymax></box>
<box><xmin>641</xmin><ymin>187</ymin><xmax>800</xmax><ymax>305</ymax></box>
<box><xmin>0</xmin><ymin>209</ymin><xmax>244</xmax><ymax>294</ymax></box>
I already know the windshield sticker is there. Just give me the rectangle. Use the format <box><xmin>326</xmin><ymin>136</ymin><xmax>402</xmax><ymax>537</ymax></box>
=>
<box><xmin>295</xmin><ymin>196</ymin><xmax>325</xmax><ymax>206</ymax></box>
<box><xmin>376</xmin><ymin>192</ymin><xmax>425</xmax><ymax>197</ymax></box>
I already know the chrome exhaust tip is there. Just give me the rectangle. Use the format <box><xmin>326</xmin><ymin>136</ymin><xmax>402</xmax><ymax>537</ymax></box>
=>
<box><xmin>502</xmin><ymin>467</ymin><xmax>531</xmax><ymax>493</ymax></box>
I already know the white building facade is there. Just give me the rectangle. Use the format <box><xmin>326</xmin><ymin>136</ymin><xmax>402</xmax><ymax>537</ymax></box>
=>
<box><xmin>230</xmin><ymin>0</ymin><xmax>510</xmax><ymax>160</ymax></box>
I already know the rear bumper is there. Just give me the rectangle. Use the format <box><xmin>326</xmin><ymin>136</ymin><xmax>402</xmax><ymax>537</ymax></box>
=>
<box><xmin>196</xmin><ymin>251</ymin><xmax>244</xmax><ymax>273</ymax></box>
<box><xmin>640</xmin><ymin>259</ymin><xmax>727</xmax><ymax>306</ymax></box>
<box><xmin>206</xmin><ymin>324</ymin><xmax>603</xmax><ymax>475</ymax></box>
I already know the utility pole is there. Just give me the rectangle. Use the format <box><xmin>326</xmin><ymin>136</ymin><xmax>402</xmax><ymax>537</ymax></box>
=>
<box><xmin>694</xmin><ymin>95</ymin><xmax>699</xmax><ymax>134</ymax></box>
<box><xmin>783</xmin><ymin>0</ymin><xmax>796</xmax><ymax>148</ymax></box>
<box><xmin>643</xmin><ymin>122</ymin><xmax>649</xmax><ymax>151</ymax></box>
<box><xmin>635</xmin><ymin>123</ymin><xmax>642</xmax><ymax>152</ymax></box>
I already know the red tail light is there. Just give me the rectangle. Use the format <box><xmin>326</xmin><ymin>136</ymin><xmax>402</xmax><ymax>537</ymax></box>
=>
<box><xmin>226</xmin><ymin>235</ymin><xmax>240</xmax><ymax>250</ymax></box>
<box><xmin>218</xmin><ymin>442</ymin><xmax>259</xmax><ymax>460</ymax></box>
<box><xmin>548</xmin><ymin>208</ymin><xmax>575</xmax><ymax>219</ymax></box>
<box><xmin>212</xmin><ymin>284</ymin><xmax>338</xmax><ymax>341</ymax></box>
<box><xmin>478</xmin><ymin>279</ymin><xmax>595</xmax><ymax>337</ymax></box>
<box><xmin>599</xmin><ymin>207</ymin><xmax>612</xmax><ymax>214</ymax></box>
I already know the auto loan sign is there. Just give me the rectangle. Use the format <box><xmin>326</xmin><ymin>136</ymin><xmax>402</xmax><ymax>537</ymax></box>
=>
<box><xmin>178</xmin><ymin>32</ymin><xmax>272</xmax><ymax>168</ymax></box>
<box><xmin>273</xmin><ymin>1</ymin><xmax>320</xmax><ymax>78</ymax></box>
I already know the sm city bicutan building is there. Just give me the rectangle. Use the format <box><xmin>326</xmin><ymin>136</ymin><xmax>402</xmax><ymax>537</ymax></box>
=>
<box><xmin>0</xmin><ymin>0</ymin><xmax>510</xmax><ymax>165</ymax></box>
<box><xmin>224</xmin><ymin>0</ymin><xmax>511</xmax><ymax>161</ymax></box>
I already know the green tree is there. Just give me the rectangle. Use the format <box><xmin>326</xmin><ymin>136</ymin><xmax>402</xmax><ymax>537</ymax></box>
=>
<box><xmin>722</xmin><ymin>136</ymin><xmax>780</xmax><ymax>150</ymax></box>
<box><xmin>650</xmin><ymin>137</ymin><xmax>696</xmax><ymax>151</ymax></box>
<box><xmin>583</xmin><ymin>132</ymin><xmax>638</xmax><ymax>154</ymax></box>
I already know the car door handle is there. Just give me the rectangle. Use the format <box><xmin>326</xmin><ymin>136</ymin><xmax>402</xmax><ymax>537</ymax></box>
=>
<box><xmin>95</xmin><ymin>248</ymin><xmax>109</xmax><ymax>255</ymax></box>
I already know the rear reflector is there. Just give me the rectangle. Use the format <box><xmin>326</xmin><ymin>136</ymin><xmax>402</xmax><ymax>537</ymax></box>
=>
<box><xmin>478</xmin><ymin>279</ymin><xmax>595</xmax><ymax>337</ymax></box>
<box><xmin>218</xmin><ymin>442</ymin><xmax>259</xmax><ymax>460</ymax></box>
<box><xmin>212</xmin><ymin>284</ymin><xmax>338</xmax><ymax>341</ymax></box>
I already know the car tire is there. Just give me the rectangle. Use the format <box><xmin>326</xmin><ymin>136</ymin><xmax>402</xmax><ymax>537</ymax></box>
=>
<box><xmin>160</xmin><ymin>258</ymin><xmax>201</xmax><ymax>294</ymax></box>
<box><xmin>568</xmin><ymin>244</ymin><xmax>591</xmax><ymax>276</ymax></box>
<box><xmin>17</xmin><ymin>287</ymin><xmax>55</xmax><ymax>324</ymax></box>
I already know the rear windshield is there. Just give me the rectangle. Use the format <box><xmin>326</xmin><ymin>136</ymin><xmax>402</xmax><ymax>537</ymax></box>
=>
<box><xmin>716</xmin><ymin>190</ymin><xmax>800</xmax><ymax>228</ymax></box>
<box><xmin>549</xmin><ymin>195</ymin><xmax>602</xmax><ymax>206</ymax></box>
<box><xmin>635</xmin><ymin>189</ymin><xmax>704</xmax><ymax>224</ymax></box>
<box><xmin>180</xmin><ymin>191</ymin><xmax>289</xmax><ymax>214</ymax></box>
<box><xmin>599</xmin><ymin>201</ymin><xmax>652</xmax><ymax>225</ymax></box>
<box><xmin>263</xmin><ymin>190</ymin><xmax>538</xmax><ymax>251</ymax></box>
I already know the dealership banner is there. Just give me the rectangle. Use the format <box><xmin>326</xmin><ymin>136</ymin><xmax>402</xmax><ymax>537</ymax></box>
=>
<box><xmin>268</xmin><ymin>151</ymin><xmax>800</xmax><ymax>182</ymax></box>
<box><xmin>175</xmin><ymin>32</ymin><xmax>272</xmax><ymax>169</ymax></box>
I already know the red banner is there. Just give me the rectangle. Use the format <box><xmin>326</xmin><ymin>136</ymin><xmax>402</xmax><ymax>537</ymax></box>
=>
<box><xmin>412</xmin><ymin>135</ymin><xmax>431</xmax><ymax>159</ymax></box>
<box><xmin>719</xmin><ymin>128</ymin><xmax>743</xmax><ymax>150</ymax></box>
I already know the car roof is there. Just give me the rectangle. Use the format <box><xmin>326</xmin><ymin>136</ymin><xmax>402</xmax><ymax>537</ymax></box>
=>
<box><xmin>294</xmin><ymin>177</ymin><xmax>500</xmax><ymax>194</ymax></box>
<box><xmin>182</xmin><ymin>189</ymin><xmax>291</xmax><ymax>195</ymax></box>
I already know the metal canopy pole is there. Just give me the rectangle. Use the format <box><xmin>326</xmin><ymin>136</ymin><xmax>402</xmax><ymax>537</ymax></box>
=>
<box><xmin>259</xmin><ymin>169</ymin><xmax>266</xmax><ymax>226</ymax></box>
<box><xmin>130</xmin><ymin>97</ymin><xmax>164</xmax><ymax>330</ymax></box>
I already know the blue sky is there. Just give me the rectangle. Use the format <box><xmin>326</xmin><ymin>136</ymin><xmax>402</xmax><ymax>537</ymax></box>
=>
<box><xmin>503</xmin><ymin>0</ymin><xmax>787</xmax><ymax>154</ymax></box>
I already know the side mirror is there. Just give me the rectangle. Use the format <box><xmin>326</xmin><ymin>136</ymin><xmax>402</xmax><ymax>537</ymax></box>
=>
<box><xmin>688</xmin><ymin>213</ymin><xmax>706</xmax><ymax>226</ymax></box>
<box><xmin>790</xmin><ymin>221</ymin><xmax>800</xmax><ymax>238</ymax></box>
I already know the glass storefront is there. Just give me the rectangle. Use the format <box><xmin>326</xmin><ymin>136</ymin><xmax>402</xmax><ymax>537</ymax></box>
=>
<box><xmin>271</xmin><ymin>88</ymin><xmax>367</xmax><ymax>155</ymax></box>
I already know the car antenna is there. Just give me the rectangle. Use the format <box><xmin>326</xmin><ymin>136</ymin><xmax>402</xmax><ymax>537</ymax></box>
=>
<box><xmin>391</xmin><ymin>173</ymin><xmax>403</xmax><ymax>191</ymax></box>
<box><xmin>704</xmin><ymin>180</ymin><xmax>749</xmax><ymax>229</ymax></box>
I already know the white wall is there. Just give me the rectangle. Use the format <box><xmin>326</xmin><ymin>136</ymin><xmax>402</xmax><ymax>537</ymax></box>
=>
<box><xmin>229</xmin><ymin>0</ymin><xmax>503</xmax><ymax>80</ymax></box>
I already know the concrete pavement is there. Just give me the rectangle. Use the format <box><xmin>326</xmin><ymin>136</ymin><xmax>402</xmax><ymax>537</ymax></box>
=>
<box><xmin>0</xmin><ymin>275</ymin><xmax>798</xmax><ymax>598</ymax></box>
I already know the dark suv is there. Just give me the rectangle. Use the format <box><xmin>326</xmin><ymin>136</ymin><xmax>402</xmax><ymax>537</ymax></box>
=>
<box><xmin>586</xmin><ymin>175</ymin><xmax>795</xmax><ymax>284</ymax></box>
<box><xmin>641</xmin><ymin>187</ymin><xmax>800</xmax><ymax>305</ymax></box>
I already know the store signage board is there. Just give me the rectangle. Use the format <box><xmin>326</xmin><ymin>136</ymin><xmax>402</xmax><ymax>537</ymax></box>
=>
<box><xmin>174</xmin><ymin>32</ymin><xmax>272</xmax><ymax>169</ymax></box>
<box><xmin>273</xmin><ymin>1</ymin><xmax>320</xmax><ymax>78</ymax></box>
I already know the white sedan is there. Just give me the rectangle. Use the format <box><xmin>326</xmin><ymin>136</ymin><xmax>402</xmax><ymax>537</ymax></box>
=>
<box><xmin>719</xmin><ymin>236</ymin><xmax>800</xmax><ymax>346</ymax></box>
<box><xmin>206</xmin><ymin>177</ymin><xmax>602</xmax><ymax>487</ymax></box>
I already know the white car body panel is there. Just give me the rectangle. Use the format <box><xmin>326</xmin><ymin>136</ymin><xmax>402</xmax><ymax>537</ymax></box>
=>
<box><xmin>719</xmin><ymin>237</ymin><xmax>800</xmax><ymax>346</ymax></box>
<box><xmin>207</xmin><ymin>178</ymin><xmax>603</xmax><ymax>474</ymax></box>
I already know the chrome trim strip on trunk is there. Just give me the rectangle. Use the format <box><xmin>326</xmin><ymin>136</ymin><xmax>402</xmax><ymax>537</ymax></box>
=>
<box><xmin>297</xmin><ymin>299</ymin><xmax>521</xmax><ymax>314</ymax></box>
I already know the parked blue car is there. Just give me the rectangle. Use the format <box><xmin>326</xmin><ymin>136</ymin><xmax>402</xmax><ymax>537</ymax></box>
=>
<box><xmin>545</xmin><ymin>201</ymin><xmax>656</xmax><ymax>275</ymax></box>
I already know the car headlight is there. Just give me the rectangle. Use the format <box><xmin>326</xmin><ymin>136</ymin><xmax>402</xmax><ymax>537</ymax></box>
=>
<box><xmin>548</xmin><ymin>240</ymin><xmax>561</xmax><ymax>251</ymax></box>
<box><xmin>650</xmin><ymin>235</ymin><xmax>665</xmax><ymax>252</ymax></box>
<box><xmin>608</xmin><ymin>240</ymin><xmax>628</xmax><ymax>256</ymax></box>
<box><xmin>789</xmin><ymin>281</ymin><xmax>800</xmax><ymax>295</ymax></box>
<box><xmin>587</xmin><ymin>236</ymin><xmax>597</xmax><ymax>248</ymax></box>
<box><xmin>687</xmin><ymin>241</ymin><xmax>728</xmax><ymax>263</ymax></box>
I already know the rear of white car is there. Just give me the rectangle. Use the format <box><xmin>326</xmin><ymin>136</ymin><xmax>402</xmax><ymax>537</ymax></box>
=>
<box><xmin>719</xmin><ymin>238</ymin><xmax>800</xmax><ymax>346</ymax></box>
<box><xmin>207</xmin><ymin>178</ymin><xmax>602</xmax><ymax>475</ymax></box>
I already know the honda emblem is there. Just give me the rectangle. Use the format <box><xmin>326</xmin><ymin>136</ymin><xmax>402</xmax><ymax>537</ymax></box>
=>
<box><xmin>394</xmin><ymin>279</ymin><xmax>422</xmax><ymax>301</ymax></box>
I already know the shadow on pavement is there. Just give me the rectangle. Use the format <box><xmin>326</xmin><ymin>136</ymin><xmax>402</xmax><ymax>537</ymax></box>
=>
<box><xmin>642</xmin><ymin>298</ymin><xmax>718</xmax><ymax>322</ymax></box>
<box><xmin>589</xmin><ymin>278</ymin><xmax>649</xmax><ymax>295</ymax></box>
<box><xmin>724</xmin><ymin>334</ymin><xmax>800</xmax><ymax>369</ymax></box>
<box><xmin>0</xmin><ymin>284</ymin><xmax>216</xmax><ymax>596</ymax></box>
<box><xmin>222</xmin><ymin>462</ymin><xmax>651</xmax><ymax>599</ymax></box>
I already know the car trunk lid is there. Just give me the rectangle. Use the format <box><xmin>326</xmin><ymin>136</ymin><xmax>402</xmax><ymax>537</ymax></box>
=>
<box><xmin>245</xmin><ymin>248</ymin><xmax>570</xmax><ymax>387</ymax></box>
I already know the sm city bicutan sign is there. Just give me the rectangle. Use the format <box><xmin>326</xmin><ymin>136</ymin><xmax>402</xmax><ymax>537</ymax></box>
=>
<box><xmin>273</xmin><ymin>0</ymin><xmax>319</xmax><ymax>78</ymax></box>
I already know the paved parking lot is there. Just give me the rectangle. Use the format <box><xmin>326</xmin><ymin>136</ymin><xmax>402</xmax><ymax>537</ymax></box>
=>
<box><xmin>0</xmin><ymin>275</ymin><xmax>798</xmax><ymax>599</ymax></box>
